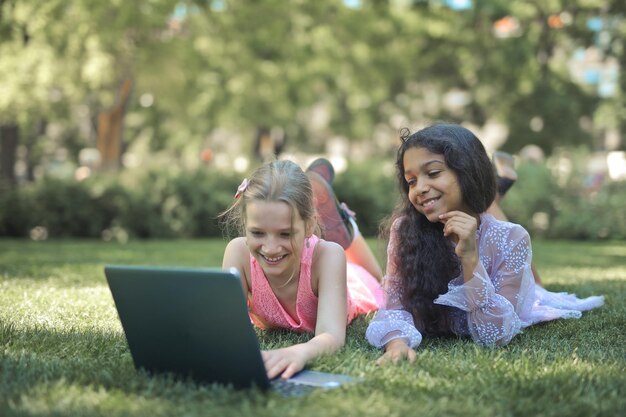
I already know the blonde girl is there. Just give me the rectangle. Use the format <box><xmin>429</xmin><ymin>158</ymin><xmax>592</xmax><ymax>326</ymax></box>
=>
<box><xmin>221</xmin><ymin>160</ymin><xmax>384</xmax><ymax>378</ymax></box>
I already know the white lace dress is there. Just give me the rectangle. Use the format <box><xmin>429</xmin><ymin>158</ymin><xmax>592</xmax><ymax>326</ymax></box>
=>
<box><xmin>366</xmin><ymin>214</ymin><xmax>604</xmax><ymax>349</ymax></box>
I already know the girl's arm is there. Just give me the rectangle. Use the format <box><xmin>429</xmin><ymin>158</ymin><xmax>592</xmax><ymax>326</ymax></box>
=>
<box><xmin>263</xmin><ymin>240</ymin><xmax>347</xmax><ymax>379</ymax></box>
<box><xmin>221</xmin><ymin>237</ymin><xmax>250</xmax><ymax>296</ymax></box>
<box><xmin>365</xmin><ymin>219</ymin><xmax>422</xmax><ymax>363</ymax></box>
<box><xmin>434</xmin><ymin>221</ymin><xmax>532</xmax><ymax>346</ymax></box>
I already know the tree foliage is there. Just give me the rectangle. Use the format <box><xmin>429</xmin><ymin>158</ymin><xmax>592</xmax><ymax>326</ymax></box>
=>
<box><xmin>0</xmin><ymin>0</ymin><xmax>623</xmax><ymax>184</ymax></box>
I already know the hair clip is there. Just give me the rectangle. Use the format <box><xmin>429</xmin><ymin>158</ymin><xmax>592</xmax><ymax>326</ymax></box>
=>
<box><xmin>399</xmin><ymin>127</ymin><xmax>411</xmax><ymax>142</ymax></box>
<box><xmin>234</xmin><ymin>178</ymin><xmax>249</xmax><ymax>199</ymax></box>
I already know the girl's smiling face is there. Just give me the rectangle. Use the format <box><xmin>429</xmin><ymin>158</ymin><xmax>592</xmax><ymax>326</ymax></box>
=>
<box><xmin>402</xmin><ymin>147</ymin><xmax>471</xmax><ymax>222</ymax></box>
<box><xmin>245</xmin><ymin>200</ymin><xmax>310</xmax><ymax>283</ymax></box>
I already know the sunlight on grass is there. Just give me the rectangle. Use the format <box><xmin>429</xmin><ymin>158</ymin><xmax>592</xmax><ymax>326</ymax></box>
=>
<box><xmin>17</xmin><ymin>382</ymin><xmax>174</xmax><ymax>417</ymax></box>
<box><xmin>1</xmin><ymin>238</ymin><xmax>624</xmax><ymax>417</ymax></box>
<box><xmin>546</xmin><ymin>266</ymin><xmax>626</xmax><ymax>283</ymax></box>
<box><xmin>0</xmin><ymin>281</ymin><xmax>118</xmax><ymax>332</ymax></box>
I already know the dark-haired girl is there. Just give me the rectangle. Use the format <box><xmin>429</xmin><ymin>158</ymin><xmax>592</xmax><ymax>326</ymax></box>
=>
<box><xmin>366</xmin><ymin>123</ymin><xmax>604</xmax><ymax>363</ymax></box>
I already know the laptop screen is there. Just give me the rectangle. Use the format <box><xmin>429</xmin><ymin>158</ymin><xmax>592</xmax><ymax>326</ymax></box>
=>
<box><xmin>105</xmin><ymin>265</ymin><xmax>269</xmax><ymax>389</ymax></box>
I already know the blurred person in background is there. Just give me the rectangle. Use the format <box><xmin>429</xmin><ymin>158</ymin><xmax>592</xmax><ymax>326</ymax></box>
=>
<box><xmin>487</xmin><ymin>151</ymin><xmax>543</xmax><ymax>287</ymax></box>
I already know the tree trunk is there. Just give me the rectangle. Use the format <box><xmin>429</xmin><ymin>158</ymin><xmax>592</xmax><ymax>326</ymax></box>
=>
<box><xmin>97</xmin><ymin>78</ymin><xmax>133</xmax><ymax>170</ymax></box>
<box><xmin>0</xmin><ymin>124</ymin><xmax>19</xmax><ymax>188</ymax></box>
<box><xmin>23</xmin><ymin>119</ymin><xmax>47</xmax><ymax>182</ymax></box>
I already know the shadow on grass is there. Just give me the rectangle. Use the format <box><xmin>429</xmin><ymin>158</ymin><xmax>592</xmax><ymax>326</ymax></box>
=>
<box><xmin>0</xmin><ymin>322</ymin><xmax>270</xmax><ymax>407</ymax></box>
<box><xmin>2</xmin><ymin>310</ymin><xmax>625</xmax><ymax>417</ymax></box>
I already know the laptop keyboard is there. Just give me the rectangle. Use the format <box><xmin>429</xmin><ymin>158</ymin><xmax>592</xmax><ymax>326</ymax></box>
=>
<box><xmin>270</xmin><ymin>379</ymin><xmax>317</xmax><ymax>397</ymax></box>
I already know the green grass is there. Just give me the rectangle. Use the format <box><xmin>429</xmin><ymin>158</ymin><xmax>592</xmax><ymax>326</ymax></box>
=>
<box><xmin>1</xmin><ymin>238</ymin><xmax>624</xmax><ymax>417</ymax></box>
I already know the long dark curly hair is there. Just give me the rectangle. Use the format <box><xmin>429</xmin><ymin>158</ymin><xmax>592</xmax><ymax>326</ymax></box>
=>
<box><xmin>383</xmin><ymin>123</ymin><xmax>496</xmax><ymax>336</ymax></box>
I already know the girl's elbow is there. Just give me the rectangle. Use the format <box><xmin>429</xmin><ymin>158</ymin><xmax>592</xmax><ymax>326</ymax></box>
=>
<box><xmin>330</xmin><ymin>332</ymin><xmax>345</xmax><ymax>350</ymax></box>
<box><xmin>326</xmin><ymin>332</ymin><xmax>345</xmax><ymax>352</ymax></box>
<box><xmin>336</xmin><ymin>335</ymin><xmax>346</xmax><ymax>349</ymax></box>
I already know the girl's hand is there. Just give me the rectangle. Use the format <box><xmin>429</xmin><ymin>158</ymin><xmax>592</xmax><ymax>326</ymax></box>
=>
<box><xmin>439</xmin><ymin>210</ymin><xmax>478</xmax><ymax>258</ymax></box>
<box><xmin>262</xmin><ymin>345</ymin><xmax>308</xmax><ymax>379</ymax></box>
<box><xmin>376</xmin><ymin>338</ymin><xmax>416</xmax><ymax>365</ymax></box>
<box><xmin>439</xmin><ymin>211</ymin><xmax>479</xmax><ymax>281</ymax></box>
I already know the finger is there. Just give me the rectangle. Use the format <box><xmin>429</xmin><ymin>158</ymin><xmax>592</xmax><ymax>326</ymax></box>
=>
<box><xmin>263</xmin><ymin>353</ymin><xmax>282</xmax><ymax>376</ymax></box>
<box><xmin>407</xmin><ymin>349</ymin><xmax>417</xmax><ymax>363</ymax></box>
<box><xmin>376</xmin><ymin>353</ymin><xmax>390</xmax><ymax>366</ymax></box>
<box><xmin>262</xmin><ymin>351</ymin><xmax>276</xmax><ymax>367</ymax></box>
<box><xmin>389</xmin><ymin>349</ymin><xmax>405</xmax><ymax>363</ymax></box>
<box><xmin>444</xmin><ymin>215</ymin><xmax>470</xmax><ymax>228</ymax></box>
<box><xmin>266</xmin><ymin>359</ymin><xmax>287</xmax><ymax>380</ymax></box>
<box><xmin>443</xmin><ymin>214</ymin><xmax>475</xmax><ymax>231</ymax></box>
<box><xmin>439</xmin><ymin>211</ymin><xmax>462</xmax><ymax>221</ymax></box>
<box><xmin>267</xmin><ymin>368</ymin><xmax>282</xmax><ymax>380</ymax></box>
<box><xmin>444</xmin><ymin>220</ymin><xmax>463</xmax><ymax>237</ymax></box>
<box><xmin>444</xmin><ymin>210</ymin><xmax>471</xmax><ymax>219</ymax></box>
<box><xmin>444</xmin><ymin>218</ymin><xmax>474</xmax><ymax>238</ymax></box>
<box><xmin>281</xmin><ymin>362</ymin><xmax>300</xmax><ymax>380</ymax></box>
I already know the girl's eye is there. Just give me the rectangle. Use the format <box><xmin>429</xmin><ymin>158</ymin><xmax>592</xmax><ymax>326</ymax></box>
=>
<box><xmin>406</xmin><ymin>178</ymin><xmax>416</xmax><ymax>186</ymax></box>
<box><xmin>428</xmin><ymin>170</ymin><xmax>441</xmax><ymax>178</ymax></box>
<box><xmin>280</xmin><ymin>232</ymin><xmax>292</xmax><ymax>238</ymax></box>
<box><xmin>250</xmin><ymin>231</ymin><xmax>263</xmax><ymax>237</ymax></box>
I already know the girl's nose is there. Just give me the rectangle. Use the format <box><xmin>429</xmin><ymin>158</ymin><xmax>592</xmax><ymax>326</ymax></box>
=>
<box><xmin>415</xmin><ymin>177</ymin><xmax>430</xmax><ymax>194</ymax></box>
<box><xmin>262</xmin><ymin>238</ymin><xmax>281</xmax><ymax>254</ymax></box>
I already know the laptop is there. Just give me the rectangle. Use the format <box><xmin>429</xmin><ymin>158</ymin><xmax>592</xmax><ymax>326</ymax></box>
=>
<box><xmin>104</xmin><ymin>265</ymin><xmax>360</xmax><ymax>394</ymax></box>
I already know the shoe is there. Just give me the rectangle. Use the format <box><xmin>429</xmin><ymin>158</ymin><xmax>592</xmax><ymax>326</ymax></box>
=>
<box><xmin>492</xmin><ymin>151</ymin><xmax>517</xmax><ymax>196</ymax></box>
<box><xmin>307</xmin><ymin>171</ymin><xmax>354</xmax><ymax>249</ymax></box>
<box><xmin>306</xmin><ymin>158</ymin><xmax>335</xmax><ymax>184</ymax></box>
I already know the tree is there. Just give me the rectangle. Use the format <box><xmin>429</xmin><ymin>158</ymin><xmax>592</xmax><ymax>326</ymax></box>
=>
<box><xmin>0</xmin><ymin>0</ymin><xmax>181</xmax><ymax>182</ymax></box>
<box><xmin>1</xmin><ymin>0</ymin><xmax>622</xmax><ymax>185</ymax></box>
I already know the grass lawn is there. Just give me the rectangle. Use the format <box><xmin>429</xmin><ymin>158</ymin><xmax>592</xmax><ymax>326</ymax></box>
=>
<box><xmin>1</xmin><ymin>238</ymin><xmax>624</xmax><ymax>417</ymax></box>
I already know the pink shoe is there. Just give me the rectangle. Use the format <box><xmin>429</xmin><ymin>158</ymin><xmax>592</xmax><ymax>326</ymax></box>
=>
<box><xmin>307</xmin><ymin>171</ymin><xmax>354</xmax><ymax>249</ymax></box>
<box><xmin>306</xmin><ymin>158</ymin><xmax>335</xmax><ymax>184</ymax></box>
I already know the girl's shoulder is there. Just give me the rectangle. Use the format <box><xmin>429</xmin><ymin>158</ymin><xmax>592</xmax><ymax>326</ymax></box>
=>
<box><xmin>227</xmin><ymin>236</ymin><xmax>248</xmax><ymax>249</ymax></box>
<box><xmin>312</xmin><ymin>238</ymin><xmax>345</xmax><ymax>265</ymax></box>
<box><xmin>389</xmin><ymin>216</ymin><xmax>407</xmax><ymax>235</ymax></box>
<box><xmin>311</xmin><ymin>238</ymin><xmax>346</xmax><ymax>276</ymax></box>
<box><xmin>480</xmin><ymin>213</ymin><xmax>530</xmax><ymax>243</ymax></box>
<box><xmin>222</xmin><ymin>236</ymin><xmax>252</xmax><ymax>293</ymax></box>
<box><xmin>224</xmin><ymin>237</ymin><xmax>250</xmax><ymax>260</ymax></box>
<box><xmin>309</xmin><ymin>238</ymin><xmax>346</xmax><ymax>294</ymax></box>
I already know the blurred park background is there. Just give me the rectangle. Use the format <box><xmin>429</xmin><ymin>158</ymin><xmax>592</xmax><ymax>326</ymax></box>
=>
<box><xmin>1</xmin><ymin>0</ymin><xmax>625</xmax><ymax>242</ymax></box>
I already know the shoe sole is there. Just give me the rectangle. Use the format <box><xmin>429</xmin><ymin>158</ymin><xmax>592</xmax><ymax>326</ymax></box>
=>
<box><xmin>306</xmin><ymin>158</ymin><xmax>335</xmax><ymax>184</ymax></box>
<box><xmin>307</xmin><ymin>171</ymin><xmax>353</xmax><ymax>249</ymax></box>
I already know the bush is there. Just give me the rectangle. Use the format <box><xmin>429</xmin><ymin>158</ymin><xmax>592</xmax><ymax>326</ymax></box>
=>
<box><xmin>1</xmin><ymin>152</ymin><xmax>625</xmax><ymax>240</ymax></box>
<box><xmin>31</xmin><ymin>179</ymin><xmax>108</xmax><ymax>238</ymax></box>
<box><xmin>101</xmin><ymin>167</ymin><xmax>241</xmax><ymax>239</ymax></box>
<box><xmin>169</xmin><ymin>169</ymin><xmax>241</xmax><ymax>238</ymax></box>
<box><xmin>0</xmin><ymin>167</ymin><xmax>242</xmax><ymax>239</ymax></box>
<box><xmin>500</xmin><ymin>162</ymin><xmax>559</xmax><ymax>236</ymax></box>
<box><xmin>0</xmin><ymin>185</ymin><xmax>38</xmax><ymax>237</ymax></box>
<box><xmin>549</xmin><ymin>180</ymin><xmax>626</xmax><ymax>239</ymax></box>
<box><xmin>501</xmin><ymin>150</ymin><xmax>626</xmax><ymax>240</ymax></box>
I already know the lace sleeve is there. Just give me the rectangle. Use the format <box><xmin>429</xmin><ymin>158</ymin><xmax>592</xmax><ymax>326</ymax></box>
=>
<box><xmin>366</xmin><ymin>219</ymin><xmax>423</xmax><ymax>349</ymax></box>
<box><xmin>433</xmin><ymin>225</ymin><xmax>533</xmax><ymax>347</ymax></box>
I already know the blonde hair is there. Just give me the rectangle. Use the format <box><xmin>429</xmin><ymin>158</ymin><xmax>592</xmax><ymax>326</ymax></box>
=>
<box><xmin>220</xmin><ymin>160</ymin><xmax>320</xmax><ymax>239</ymax></box>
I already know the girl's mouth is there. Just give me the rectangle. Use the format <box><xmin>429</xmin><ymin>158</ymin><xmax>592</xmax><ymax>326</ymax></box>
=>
<box><xmin>261</xmin><ymin>254</ymin><xmax>287</xmax><ymax>265</ymax></box>
<box><xmin>420</xmin><ymin>197</ymin><xmax>440</xmax><ymax>212</ymax></box>
<box><xmin>422</xmin><ymin>197</ymin><xmax>439</xmax><ymax>207</ymax></box>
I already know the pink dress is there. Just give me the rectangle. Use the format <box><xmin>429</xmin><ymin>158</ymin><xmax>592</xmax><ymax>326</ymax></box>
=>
<box><xmin>248</xmin><ymin>234</ymin><xmax>385</xmax><ymax>333</ymax></box>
